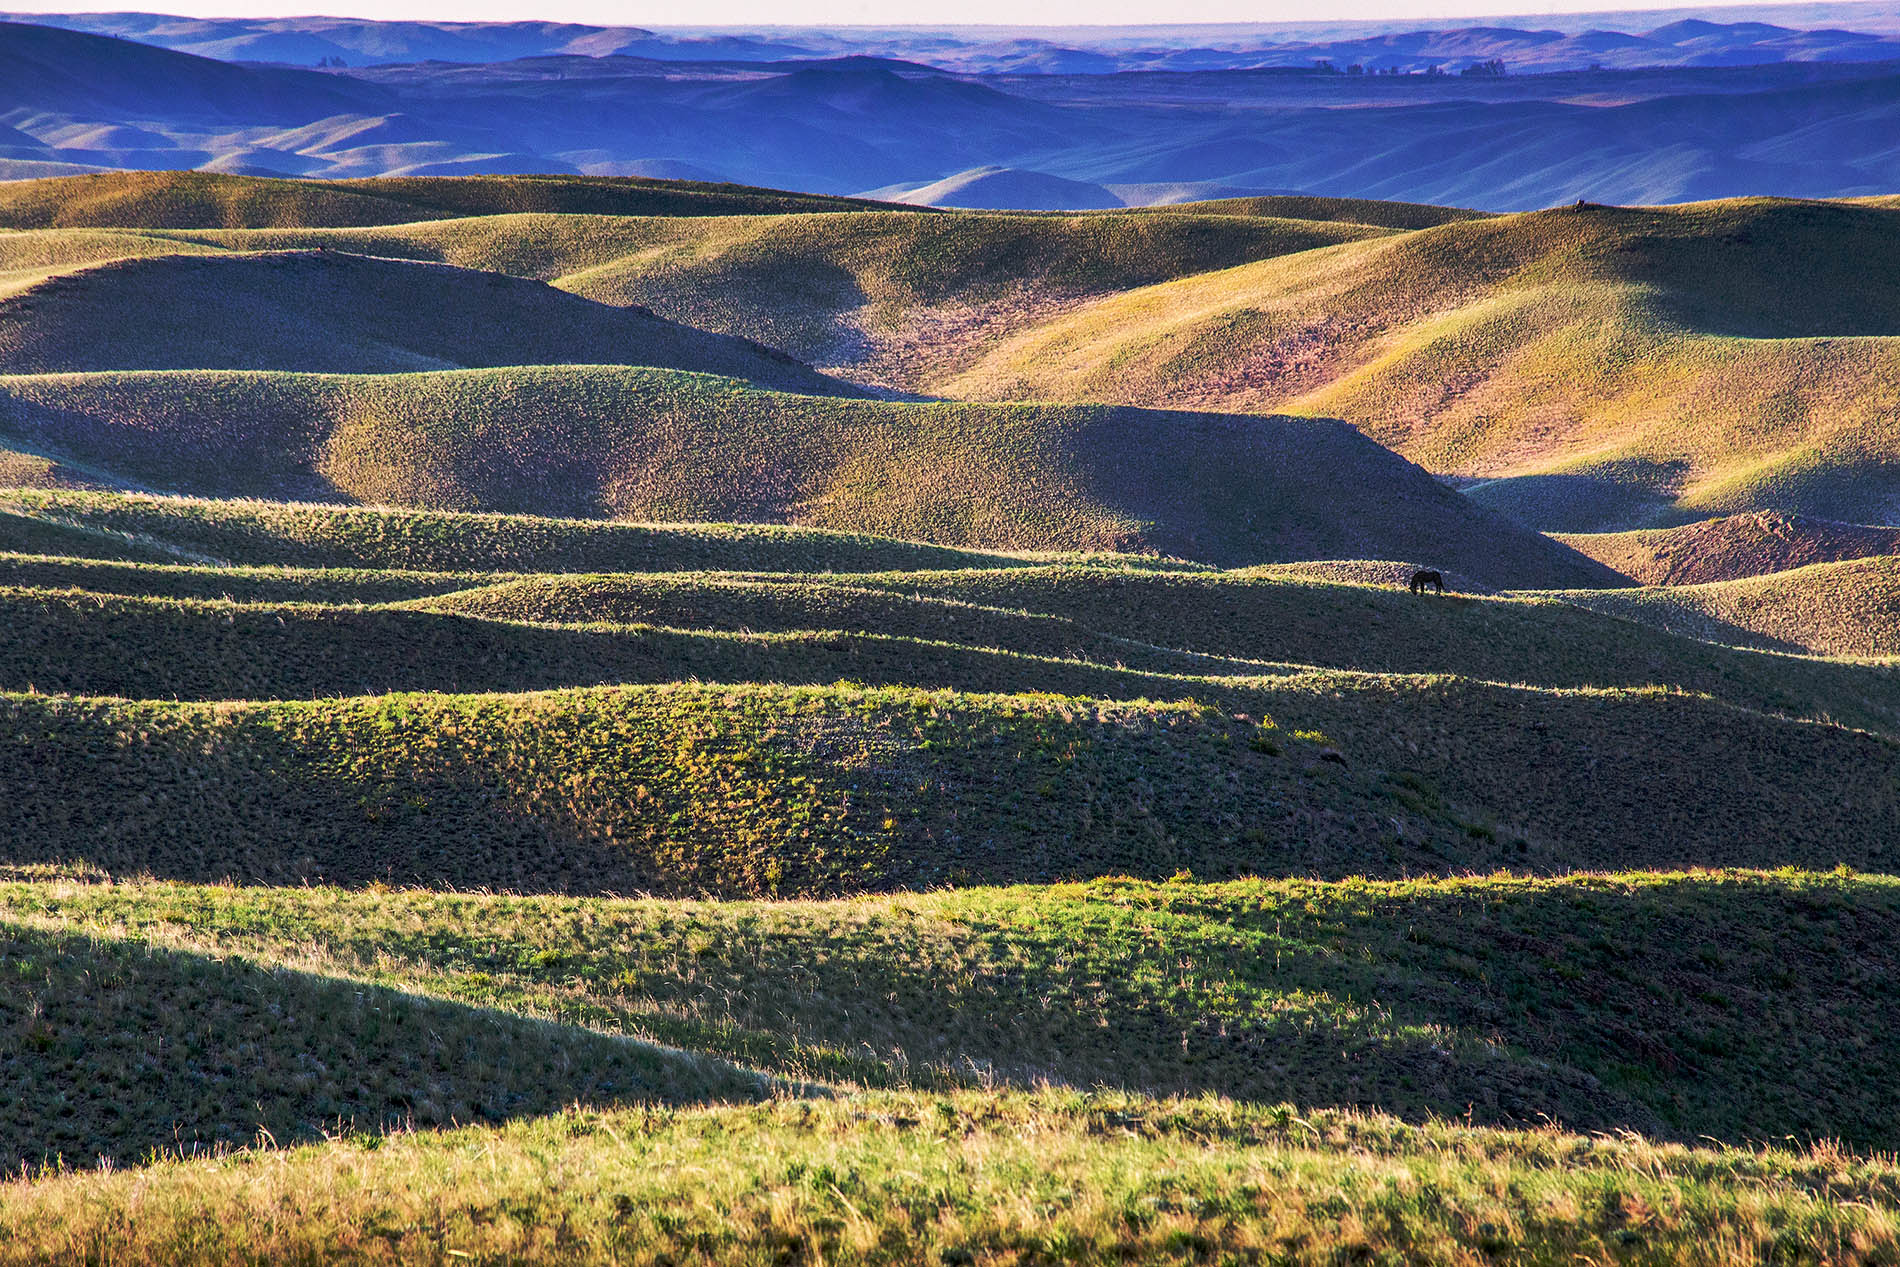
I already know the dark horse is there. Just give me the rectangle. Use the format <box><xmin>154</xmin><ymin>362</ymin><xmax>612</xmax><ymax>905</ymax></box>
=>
<box><xmin>1409</xmin><ymin>569</ymin><xmax>1446</xmax><ymax>595</ymax></box>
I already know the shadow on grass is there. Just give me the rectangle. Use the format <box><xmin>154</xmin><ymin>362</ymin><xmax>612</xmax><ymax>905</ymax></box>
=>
<box><xmin>324</xmin><ymin>873</ymin><xmax>1898</xmax><ymax>1148</ymax></box>
<box><xmin>0</xmin><ymin>917</ymin><xmax>772</xmax><ymax>1171</ymax></box>
<box><xmin>65</xmin><ymin>872</ymin><xmax>1898</xmax><ymax>1150</ymax></box>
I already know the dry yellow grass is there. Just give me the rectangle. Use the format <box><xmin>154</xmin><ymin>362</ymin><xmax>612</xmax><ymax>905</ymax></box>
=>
<box><xmin>945</xmin><ymin>198</ymin><xmax>1900</xmax><ymax>530</ymax></box>
<box><xmin>1539</xmin><ymin>555</ymin><xmax>1900</xmax><ymax>657</ymax></box>
<box><xmin>1555</xmin><ymin>512</ymin><xmax>1900</xmax><ymax>584</ymax></box>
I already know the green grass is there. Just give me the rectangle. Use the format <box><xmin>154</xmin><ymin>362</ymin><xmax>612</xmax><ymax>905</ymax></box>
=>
<box><xmin>10</xmin><ymin>1085</ymin><xmax>1899</xmax><ymax>1265</ymax></box>
<box><xmin>944</xmin><ymin>198</ymin><xmax>1900</xmax><ymax>530</ymax></box>
<box><xmin>4</xmin><ymin>548</ymin><xmax>1898</xmax><ymax>725</ymax></box>
<box><xmin>1539</xmin><ymin>555</ymin><xmax>1900</xmax><ymax>657</ymax></box>
<box><xmin>2</xmin><ymin>175</ymin><xmax>1898</xmax><ymax>1258</ymax></box>
<box><xmin>0</xmin><ymin>491</ymin><xmax>1078</xmax><ymax>573</ymax></box>
<box><xmin>0</xmin><ymin>372</ymin><xmax>1611</xmax><ymax>582</ymax></box>
<box><xmin>7</xmin><ymin>868</ymin><xmax>1900</xmax><ymax>1151</ymax></box>
<box><xmin>0</xmin><ymin>913</ymin><xmax>770</xmax><ymax>1170</ymax></box>
<box><xmin>8</xmin><ymin>678</ymin><xmax>1900</xmax><ymax>895</ymax></box>
<box><xmin>0</xmin><ymin>553</ymin><xmax>493</xmax><ymax>603</ymax></box>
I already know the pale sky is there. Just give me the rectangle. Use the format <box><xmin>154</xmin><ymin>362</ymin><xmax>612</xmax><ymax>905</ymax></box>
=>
<box><xmin>0</xmin><ymin>0</ymin><xmax>1837</xmax><ymax>27</ymax></box>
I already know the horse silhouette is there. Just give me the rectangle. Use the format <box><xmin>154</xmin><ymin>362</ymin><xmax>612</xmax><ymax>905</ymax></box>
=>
<box><xmin>1409</xmin><ymin>569</ymin><xmax>1446</xmax><ymax>595</ymax></box>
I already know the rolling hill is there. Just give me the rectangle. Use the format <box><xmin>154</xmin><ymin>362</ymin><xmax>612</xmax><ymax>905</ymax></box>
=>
<box><xmin>6</xmin><ymin>16</ymin><xmax>1900</xmax><ymax>206</ymax></box>
<box><xmin>0</xmin><ymin>197</ymin><xmax>1392</xmax><ymax>387</ymax></box>
<box><xmin>1555</xmin><ymin>511</ymin><xmax>1900</xmax><ymax>583</ymax></box>
<box><xmin>944</xmin><ymin>197</ymin><xmax>1900</xmax><ymax>529</ymax></box>
<box><xmin>3</xmin><ymin>168</ymin><xmax>1900</xmax><ymax>1262</ymax></box>
<box><xmin>0</xmin><ymin>169</ymin><xmax>896</xmax><ymax>230</ymax></box>
<box><xmin>1541</xmin><ymin>554</ymin><xmax>1900</xmax><ymax>657</ymax></box>
<box><xmin>0</xmin><ymin>250</ymin><xmax>852</xmax><ymax>392</ymax></box>
<box><xmin>0</xmin><ymin>374</ymin><xmax>1614</xmax><ymax>580</ymax></box>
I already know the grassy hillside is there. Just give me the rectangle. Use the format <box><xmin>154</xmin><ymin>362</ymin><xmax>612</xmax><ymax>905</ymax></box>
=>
<box><xmin>1556</xmin><ymin>511</ymin><xmax>1900</xmax><ymax>584</ymax></box>
<box><xmin>539</xmin><ymin>209</ymin><xmax>1386</xmax><ymax>386</ymax></box>
<box><xmin>1157</xmin><ymin>193</ymin><xmax>1492</xmax><ymax>229</ymax></box>
<box><xmin>0</xmin><ymin>250</ymin><xmax>851</xmax><ymax>393</ymax></box>
<box><xmin>0</xmin><ymin>552</ymin><xmax>491</xmax><ymax>603</ymax></box>
<box><xmin>945</xmin><ymin>198</ymin><xmax>1900</xmax><ymax>529</ymax></box>
<box><xmin>1542</xmin><ymin>556</ymin><xmax>1900</xmax><ymax>657</ymax></box>
<box><xmin>0</xmin><ymin>208</ymin><xmax>1389</xmax><ymax>390</ymax></box>
<box><xmin>6</xmin><ymin>869</ymin><xmax>1900</xmax><ymax>1151</ymax></box>
<box><xmin>0</xmin><ymin>170</ymin><xmax>896</xmax><ymax>230</ymax></box>
<box><xmin>6</xmin><ymin>565</ymin><xmax>1897</xmax><ymax>729</ymax></box>
<box><xmin>10</xmin><ymin>1084</ymin><xmax>1900</xmax><ymax>1265</ymax></box>
<box><xmin>0</xmin><ymin>491</ymin><xmax>1077</xmax><ymax>572</ymax></box>
<box><xmin>8</xmin><ymin>678</ymin><xmax>1900</xmax><ymax>895</ymax></box>
<box><xmin>3</xmin><ymin>173</ymin><xmax>1899</xmax><ymax>1256</ymax></box>
<box><xmin>398</xmin><ymin>563</ymin><xmax>1900</xmax><ymax>726</ymax></box>
<box><xmin>0</xmin><ymin>913</ymin><xmax>769</xmax><ymax>1170</ymax></box>
<box><xmin>0</xmin><ymin>373</ymin><xmax>1612</xmax><ymax>582</ymax></box>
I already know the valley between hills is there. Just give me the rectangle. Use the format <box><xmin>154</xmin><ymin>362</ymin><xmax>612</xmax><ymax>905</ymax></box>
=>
<box><xmin>4</xmin><ymin>168</ymin><xmax>1900</xmax><ymax>1263</ymax></box>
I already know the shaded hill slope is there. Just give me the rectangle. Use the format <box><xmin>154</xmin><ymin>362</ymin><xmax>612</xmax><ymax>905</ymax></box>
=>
<box><xmin>0</xmin><ymin>371</ymin><xmax>1615</xmax><ymax>581</ymax></box>
<box><xmin>0</xmin><ymin>914</ymin><xmax>768</xmax><ymax>1169</ymax></box>
<box><xmin>7</xmin><ymin>680</ymin><xmax>1900</xmax><ymax>896</ymax></box>
<box><xmin>0</xmin><ymin>491</ymin><xmax>1086</xmax><ymax>573</ymax></box>
<box><xmin>541</xmin><ymin>209</ymin><xmax>1383</xmax><ymax>387</ymax></box>
<box><xmin>0</xmin><ymin>251</ymin><xmax>851</xmax><ymax>392</ymax></box>
<box><xmin>10</xmin><ymin>869</ymin><xmax>1899</xmax><ymax>1149</ymax></box>
<box><xmin>0</xmin><ymin>169</ymin><xmax>898</xmax><ymax>230</ymax></box>
<box><xmin>946</xmin><ymin>198</ymin><xmax>1900</xmax><ymax>529</ymax></box>
<box><xmin>3</xmin><ymin>563</ymin><xmax>1893</xmax><ymax>730</ymax></box>
<box><xmin>1542</xmin><ymin>555</ymin><xmax>1900</xmax><ymax>657</ymax></box>
<box><xmin>0</xmin><ymin>18</ymin><xmax>390</xmax><ymax>125</ymax></box>
<box><xmin>0</xmin><ymin>208</ymin><xmax>1385</xmax><ymax>389</ymax></box>
<box><xmin>0</xmin><ymin>209</ymin><xmax>1382</xmax><ymax>389</ymax></box>
<box><xmin>1555</xmin><ymin>511</ymin><xmax>1900</xmax><ymax>584</ymax></box>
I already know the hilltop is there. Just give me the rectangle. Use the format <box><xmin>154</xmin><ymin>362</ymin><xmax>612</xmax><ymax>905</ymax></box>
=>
<box><xmin>1543</xmin><ymin>555</ymin><xmax>1900</xmax><ymax>657</ymax></box>
<box><xmin>0</xmin><ymin>201</ymin><xmax>1389</xmax><ymax>387</ymax></box>
<box><xmin>9</xmin><ymin>678</ymin><xmax>1900</xmax><ymax>894</ymax></box>
<box><xmin>0</xmin><ymin>250</ymin><xmax>851</xmax><ymax>392</ymax></box>
<box><xmin>0</xmin><ymin>377</ymin><xmax>1613</xmax><ymax>580</ymax></box>
<box><xmin>945</xmin><ymin>197</ymin><xmax>1900</xmax><ymax>528</ymax></box>
<box><xmin>868</xmin><ymin>165</ymin><xmax>1125</xmax><ymax>210</ymax></box>
<box><xmin>0</xmin><ymin>170</ymin><xmax>898</xmax><ymax>230</ymax></box>
<box><xmin>1556</xmin><ymin>511</ymin><xmax>1900</xmax><ymax>584</ymax></box>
